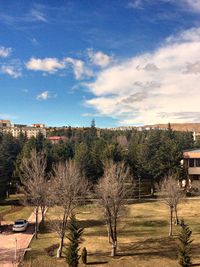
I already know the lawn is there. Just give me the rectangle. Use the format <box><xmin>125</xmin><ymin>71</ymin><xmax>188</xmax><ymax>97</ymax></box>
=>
<box><xmin>23</xmin><ymin>198</ymin><xmax>200</xmax><ymax>267</ymax></box>
<box><xmin>0</xmin><ymin>194</ymin><xmax>33</xmax><ymax>222</ymax></box>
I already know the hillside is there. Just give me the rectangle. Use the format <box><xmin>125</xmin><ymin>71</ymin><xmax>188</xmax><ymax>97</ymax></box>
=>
<box><xmin>144</xmin><ymin>123</ymin><xmax>200</xmax><ymax>132</ymax></box>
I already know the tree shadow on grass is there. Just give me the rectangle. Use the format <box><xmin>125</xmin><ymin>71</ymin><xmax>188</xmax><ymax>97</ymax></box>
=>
<box><xmin>87</xmin><ymin>261</ymin><xmax>108</xmax><ymax>265</ymax></box>
<box><xmin>86</xmin><ymin>251</ymin><xmax>110</xmax><ymax>265</ymax></box>
<box><xmin>117</xmin><ymin>237</ymin><xmax>178</xmax><ymax>259</ymax></box>
<box><xmin>78</xmin><ymin>219</ymin><xmax>105</xmax><ymax>229</ymax></box>
<box><xmin>117</xmin><ymin>236</ymin><xmax>200</xmax><ymax>262</ymax></box>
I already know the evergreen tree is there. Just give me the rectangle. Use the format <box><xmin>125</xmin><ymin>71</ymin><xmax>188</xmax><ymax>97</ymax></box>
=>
<box><xmin>81</xmin><ymin>247</ymin><xmax>87</xmax><ymax>264</ymax></box>
<box><xmin>75</xmin><ymin>142</ymin><xmax>103</xmax><ymax>183</ymax></box>
<box><xmin>67</xmin><ymin>126</ymin><xmax>73</xmax><ymax>139</ymax></box>
<box><xmin>52</xmin><ymin>141</ymin><xmax>74</xmax><ymax>163</ymax></box>
<box><xmin>88</xmin><ymin>119</ymin><xmax>97</xmax><ymax>142</ymax></box>
<box><xmin>0</xmin><ymin>134</ymin><xmax>21</xmax><ymax>197</ymax></box>
<box><xmin>65</xmin><ymin>213</ymin><xmax>84</xmax><ymax>267</ymax></box>
<box><xmin>178</xmin><ymin>220</ymin><xmax>193</xmax><ymax>267</ymax></box>
<box><xmin>35</xmin><ymin>132</ymin><xmax>45</xmax><ymax>151</ymax></box>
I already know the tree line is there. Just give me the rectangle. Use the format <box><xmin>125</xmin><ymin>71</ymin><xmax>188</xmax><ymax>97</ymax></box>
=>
<box><xmin>0</xmin><ymin>122</ymin><xmax>196</xmax><ymax>198</ymax></box>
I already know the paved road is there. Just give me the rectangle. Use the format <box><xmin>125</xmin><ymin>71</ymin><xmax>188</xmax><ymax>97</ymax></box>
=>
<box><xmin>0</xmin><ymin>210</ymin><xmax>42</xmax><ymax>267</ymax></box>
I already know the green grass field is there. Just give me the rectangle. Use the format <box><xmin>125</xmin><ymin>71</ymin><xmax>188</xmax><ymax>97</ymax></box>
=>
<box><xmin>0</xmin><ymin>194</ymin><xmax>33</xmax><ymax>222</ymax></box>
<box><xmin>22</xmin><ymin>198</ymin><xmax>200</xmax><ymax>267</ymax></box>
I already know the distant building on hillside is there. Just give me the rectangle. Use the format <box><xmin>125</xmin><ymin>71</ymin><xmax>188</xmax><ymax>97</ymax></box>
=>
<box><xmin>0</xmin><ymin>120</ymin><xmax>46</xmax><ymax>138</ymax></box>
<box><xmin>193</xmin><ymin>131</ymin><xmax>200</xmax><ymax>141</ymax></box>
<box><xmin>183</xmin><ymin>149</ymin><xmax>200</xmax><ymax>189</ymax></box>
<box><xmin>2</xmin><ymin>126</ymin><xmax>46</xmax><ymax>138</ymax></box>
<box><xmin>0</xmin><ymin>120</ymin><xmax>11</xmax><ymax>127</ymax></box>
<box><xmin>47</xmin><ymin>136</ymin><xmax>67</xmax><ymax>144</ymax></box>
<box><xmin>31</xmin><ymin>123</ymin><xmax>45</xmax><ymax>128</ymax></box>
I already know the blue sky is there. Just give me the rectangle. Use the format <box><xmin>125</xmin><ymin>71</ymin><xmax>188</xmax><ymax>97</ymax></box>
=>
<box><xmin>1</xmin><ymin>0</ymin><xmax>200</xmax><ymax>127</ymax></box>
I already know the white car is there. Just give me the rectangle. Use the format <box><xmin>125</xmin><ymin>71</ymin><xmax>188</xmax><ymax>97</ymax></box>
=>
<box><xmin>12</xmin><ymin>219</ymin><xmax>28</xmax><ymax>232</ymax></box>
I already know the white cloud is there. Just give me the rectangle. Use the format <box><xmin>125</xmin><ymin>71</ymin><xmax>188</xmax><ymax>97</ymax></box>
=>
<box><xmin>36</xmin><ymin>91</ymin><xmax>50</xmax><ymax>100</ymax></box>
<box><xmin>30</xmin><ymin>38</ymin><xmax>39</xmax><ymax>45</ymax></box>
<box><xmin>166</xmin><ymin>27</ymin><xmax>200</xmax><ymax>43</ymax></box>
<box><xmin>1</xmin><ymin>65</ymin><xmax>21</xmax><ymax>78</ymax></box>
<box><xmin>127</xmin><ymin>0</ymin><xmax>200</xmax><ymax>13</ymax></box>
<box><xmin>88</xmin><ymin>49</ymin><xmax>113</xmax><ymax>68</ymax></box>
<box><xmin>26</xmin><ymin>57</ymin><xmax>92</xmax><ymax>79</ymax></box>
<box><xmin>29</xmin><ymin>9</ymin><xmax>47</xmax><ymax>22</ymax></box>
<box><xmin>128</xmin><ymin>0</ymin><xmax>143</xmax><ymax>9</ymax></box>
<box><xmin>64</xmin><ymin>57</ymin><xmax>93</xmax><ymax>79</ymax></box>
<box><xmin>184</xmin><ymin>0</ymin><xmax>200</xmax><ymax>12</ymax></box>
<box><xmin>26</xmin><ymin>57</ymin><xmax>65</xmax><ymax>73</ymax></box>
<box><xmin>85</xmin><ymin>27</ymin><xmax>200</xmax><ymax>125</ymax></box>
<box><xmin>36</xmin><ymin>90</ymin><xmax>57</xmax><ymax>100</ymax></box>
<box><xmin>0</xmin><ymin>46</ymin><xmax>12</xmax><ymax>57</ymax></box>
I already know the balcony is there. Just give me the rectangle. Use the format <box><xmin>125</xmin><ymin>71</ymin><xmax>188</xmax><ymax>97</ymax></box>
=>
<box><xmin>188</xmin><ymin>167</ymin><xmax>200</xmax><ymax>175</ymax></box>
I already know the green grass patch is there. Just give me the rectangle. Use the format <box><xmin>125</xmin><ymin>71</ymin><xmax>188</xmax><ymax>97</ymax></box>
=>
<box><xmin>0</xmin><ymin>205</ymin><xmax>11</xmax><ymax>214</ymax></box>
<box><xmin>0</xmin><ymin>194</ymin><xmax>32</xmax><ymax>222</ymax></box>
<box><xmin>23</xmin><ymin>199</ymin><xmax>200</xmax><ymax>267</ymax></box>
<box><xmin>3</xmin><ymin>206</ymin><xmax>33</xmax><ymax>221</ymax></box>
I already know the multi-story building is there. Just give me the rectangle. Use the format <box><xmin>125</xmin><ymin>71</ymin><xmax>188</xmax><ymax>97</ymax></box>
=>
<box><xmin>193</xmin><ymin>131</ymin><xmax>200</xmax><ymax>141</ymax></box>
<box><xmin>0</xmin><ymin>120</ymin><xmax>12</xmax><ymax>127</ymax></box>
<box><xmin>183</xmin><ymin>149</ymin><xmax>200</xmax><ymax>189</ymax></box>
<box><xmin>0</xmin><ymin>120</ymin><xmax>46</xmax><ymax>138</ymax></box>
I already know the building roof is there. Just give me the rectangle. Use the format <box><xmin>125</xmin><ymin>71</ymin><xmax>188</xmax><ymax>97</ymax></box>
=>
<box><xmin>0</xmin><ymin>120</ymin><xmax>11</xmax><ymax>123</ymax></box>
<box><xmin>183</xmin><ymin>149</ymin><xmax>200</xmax><ymax>158</ymax></box>
<box><xmin>48</xmin><ymin>136</ymin><xmax>66</xmax><ymax>140</ymax></box>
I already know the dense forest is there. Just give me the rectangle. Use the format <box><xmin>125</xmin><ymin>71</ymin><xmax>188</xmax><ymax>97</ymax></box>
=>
<box><xmin>0</xmin><ymin>121</ymin><xmax>197</xmax><ymax>198</ymax></box>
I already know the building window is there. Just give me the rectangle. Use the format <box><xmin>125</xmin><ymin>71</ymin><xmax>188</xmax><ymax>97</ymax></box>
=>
<box><xmin>189</xmin><ymin>159</ymin><xmax>195</xmax><ymax>167</ymax></box>
<box><xmin>196</xmin><ymin>159</ymin><xmax>200</xmax><ymax>167</ymax></box>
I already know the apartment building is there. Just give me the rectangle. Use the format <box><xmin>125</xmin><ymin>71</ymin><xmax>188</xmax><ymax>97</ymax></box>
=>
<box><xmin>183</xmin><ymin>149</ymin><xmax>200</xmax><ymax>189</ymax></box>
<box><xmin>0</xmin><ymin>120</ymin><xmax>46</xmax><ymax>138</ymax></box>
<box><xmin>0</xmin><ymin>120</ymin><xmax>12</xmax><ymax>127</ymax></box>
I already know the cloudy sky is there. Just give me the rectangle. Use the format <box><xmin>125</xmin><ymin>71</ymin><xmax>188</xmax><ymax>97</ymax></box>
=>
<box><xmin>1</xmin><ymin>0</ymin><xmax>200</xmax><ymax>127</ymax></box>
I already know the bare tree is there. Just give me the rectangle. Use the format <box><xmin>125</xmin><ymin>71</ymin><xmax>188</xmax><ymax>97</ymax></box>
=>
<box><xmin>20</xmin><ymin>149</ymin><xmax>48</xmax><ymax>239</ymax></box>
<box><xmin>96</xmin><ymin>161</ymin><xmax>130</xmax><ymax>257</ymax></box>
<box><xmin>159</xmin><ymin>175</ymin><xmax>184</xmax><ymax>236</ymax></box>
<box><xmin>49</xmin><ymin>160</ymin><xmax>88</xmax><ymax>258</ymax></box>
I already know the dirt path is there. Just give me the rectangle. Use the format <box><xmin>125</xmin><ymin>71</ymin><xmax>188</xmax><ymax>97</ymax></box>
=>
<box><xmin>0</xmin><ymin>210</ymin><xmax>42</xmax><ymax>267</ymax></box>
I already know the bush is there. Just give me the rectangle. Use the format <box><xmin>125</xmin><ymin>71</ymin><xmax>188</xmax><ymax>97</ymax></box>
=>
<box><xmin>45</xmin><ymin>244</ymin><xmax>59</xmax><ymax>257</ymax></box>
<box><xmin>81</xmin><ymin>247</ymin><xmax>87</xmax><ymax>264</ymax></box>
<box><xmin>178</xmin><ymin>219</ymin><xmax>193</xmax><ymax>267</ymax></box>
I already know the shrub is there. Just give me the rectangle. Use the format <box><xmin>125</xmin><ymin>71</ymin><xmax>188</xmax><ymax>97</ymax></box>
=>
<box><xmin>81</xmin><ymin>247</ymin><xmax>87</xmax><ymax>264</ymax></box>
<box><xmin>178</xmin><ymin>219</ymin><xmax>193</xmax><ymax>267</ymax></box>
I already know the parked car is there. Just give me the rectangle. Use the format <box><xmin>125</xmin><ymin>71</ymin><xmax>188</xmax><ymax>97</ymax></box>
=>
<box><xmin>12</xmin><ymin>219</ymin><xmax>28</xmax><ymax>232</ymax></box>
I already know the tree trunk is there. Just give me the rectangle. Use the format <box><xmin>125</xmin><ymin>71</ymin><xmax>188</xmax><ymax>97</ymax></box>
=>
<box><xmin>35</xmin><ymin>207</ymin><xmax>38</xmax><ymax>239</ymax></box>
<box><xmin>41</xmin><ymin>206</ymin><xmax>45</xmax><ymax>225</ymax></box>
<box><xmin>169</xmin><ymin>207</ymin><xmax>173</xmax><ymax>236</ymax></box>
<box><xmin>57</xmin><ymin>235</ymin><xmax>64</xmax><ymax>258</ymax></box>
<box><xmin>106</xmin><ymin>222</ymin><xmax>111</xmax><ymax>244</ymax></box>
<box><xmin>114</xmin><ymin>217</ymin><xmax>118</xmax><ymax>250</ymax></box>
<box><xmin>111</xmin><ymin>241</ymin><xmax>117</xmax><ymax>257</ymax></box>
<box><xmin>150</xmin><ymin>179</ymin><xmax>154</xmax><ymax>196</ymax></box>
<box><xmin>174</xmin><ymin>205</ymin><xmax>179</xmax><ymax>225</ymax></box>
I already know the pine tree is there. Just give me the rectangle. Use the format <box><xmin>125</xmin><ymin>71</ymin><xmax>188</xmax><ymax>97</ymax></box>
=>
<box><xmin>65</xmin><ymin>213</ymin><xmax>84</xmax><ymax>267</ymax></box>
<box><xmin>178</xmin><ymin>219</ymin><xmax>193</xmax><ymax>267</ymax></box>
